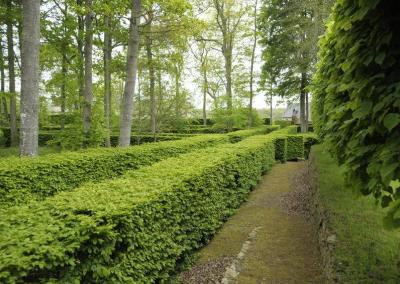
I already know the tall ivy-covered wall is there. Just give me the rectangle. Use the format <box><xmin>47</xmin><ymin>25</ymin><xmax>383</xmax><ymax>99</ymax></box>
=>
<box><xmin>312</xmin><ymin>0</ymin><xmax>400</xmax><ymax>223</ymax></box>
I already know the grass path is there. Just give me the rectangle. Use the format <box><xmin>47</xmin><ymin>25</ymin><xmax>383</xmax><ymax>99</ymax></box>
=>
<box><xmin>181</xmin><ymin>162</ymin><xmax>323</xmax><ymax>283</ymax></box>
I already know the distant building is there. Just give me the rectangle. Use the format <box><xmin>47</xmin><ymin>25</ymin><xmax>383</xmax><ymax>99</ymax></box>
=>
<box><xmin>282</xmin><ymin>103</ymin><xmax>311</xmax><ymax>122</ymax></box>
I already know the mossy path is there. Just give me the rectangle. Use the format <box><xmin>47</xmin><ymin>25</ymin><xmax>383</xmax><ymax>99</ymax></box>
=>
<box><xmin>181</xmin><ymin>162</ymin><xmax>323</xmax><ymax>284</ymax></box>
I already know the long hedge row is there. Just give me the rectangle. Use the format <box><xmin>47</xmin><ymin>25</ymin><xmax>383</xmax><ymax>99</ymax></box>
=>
<box><xmin>0</xmin><ymin>135</ymin><xmax>279</xmax><ymax>283</ymax></box>
<box><xmin>311</xmin><ymin>0</ymin><xmax>400</xmax><ymax>214</ymax></box>
<box><xmin>0</xmin><ymin>126</ymin><xmax>279</xmax><ymax>208</ymax></box>
<box><xmin>0</xmin><ymin>135</ymin><xmax>229</xmax><ymax>208</ymax></box>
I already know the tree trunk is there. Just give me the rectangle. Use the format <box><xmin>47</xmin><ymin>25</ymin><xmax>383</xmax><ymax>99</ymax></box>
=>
<box><xmin>248</xmin><ymin>0</ymin><xmax>258</xmax><ymax>127</ymax></box>
<box><xmin>6</xmin><ymin>0</ymin><xmax>18</xmax><ymax>147</ymax></box>
<box><xmin>103</xmin><ymin>14</ymin><xmax>112</xmax><ymax>147</ymax></box>
<box><xmin>202</xmin><ymin>88</ymin><xmax>207</xmax><ymax>126</ymax></box>
<box><xmin>305</xmin><ymin>92</ymin><xmax>309</xmax><ymax>126</ymax></box>
<box><xmin>60</xmin><ymin>43</ymin><xmax>67</xmax><ymax>130</ymax></box>
<box><xmin>300</xmin><ymin>73</ymin><xmax>307</xmax><ymax>133</ymax></box>
<box><xmin>83</xmin><ymin>0</ymin><xmax>93</xmax><ymax>143</ymax></box>
<box><xmin>270</xmin><ymin>92</ymin><xmax>273</xmax><ymax>125</ymax></box>
<box><xmin>145</xmin><ymin>29</ymin><xmax>156</xmax><ymax>137</ymax></box>
<box><xmin>119</xmin><ymin>0</ymin><xmax>141</xmax><ymax>147</ymax></box>
<box><xmin>0</xmin><ymin>35</ymin><xmax>7</xmax><ymax>119</ymax></box>
<box><xmin>201</xmin><ymin>59</ymin><xmax>208</xmax><ymax>126</ymax></box>
<box><xmin>76</xmin><ymin>0</ymin><xmax>84</xmax><ymax>110</ymax></box>
<box><xmin>20</xmin><ymin>0</ymin><xmax>40</xmax><ymax>157</ymax></box>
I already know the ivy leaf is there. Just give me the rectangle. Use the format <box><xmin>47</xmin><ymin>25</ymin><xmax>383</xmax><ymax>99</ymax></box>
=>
<box><xmin>383</xmin><ymin>113</ymin><xmax>400</xmax><ymax>131</ymax></box>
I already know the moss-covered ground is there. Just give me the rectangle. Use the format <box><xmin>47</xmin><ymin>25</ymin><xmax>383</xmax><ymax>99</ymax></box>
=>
<box><xmin>181</xmin><ymin>162</ymin><xmax>323</xmax><ymax>283</ymax></box>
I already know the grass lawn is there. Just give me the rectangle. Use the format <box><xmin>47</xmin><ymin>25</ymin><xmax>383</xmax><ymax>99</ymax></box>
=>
<box><xmin>0</xmin><ymin>146</ymin><xmax>61</xmax><ymax>158</ymax></box>
<box><xmin>313</xmin><ymin>145</ymin><xmax>400</xmax><ymax>283</ymax></box>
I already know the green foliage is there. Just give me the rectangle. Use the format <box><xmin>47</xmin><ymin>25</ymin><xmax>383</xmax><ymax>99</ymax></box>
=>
<box><xmin>213</xmin><ymin>107</ymin><xmax>262</xmax><ymax>130</ymax></box>
<box><xmin>227</xmin><ymin>125</ymin><xmax>280</xmax><ymax>143</ymax></box>
<box><xmin>0</xmin><ymin>135</ymin><xmax>277</xmax><ymax>283</ymax></box>
<box><xmin>311</xmin><ymin>0</ymin><xmax>400</xmax><ymax>220</ymax></box>
<box><xmin>273</xmin><ymin>120</ymin><xmax>292</xmax><ymax>128</ymax></box>
<box><xmin>0</xmin><ymin>135</ymin><xmax>229</xmax><ymax>208</ymax></box>
<box><xmin>312</xmin><ymin>145</ymin><xmax>400</xmax><ymax>283</ymax></box>
<box><xmin>48</xmin><ymin>109</ymin><xmax>107</xmax><ymax>150</ymax></box>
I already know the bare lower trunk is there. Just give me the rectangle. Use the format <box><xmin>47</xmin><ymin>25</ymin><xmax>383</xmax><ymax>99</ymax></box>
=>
<box><xmin>145</xmin><ymin>30</ymin><xmax>156</xmax><ymax>136</ymax></box>
<box><xmin>20</xmin><ymin>0</ymin><xmax>40</xmax><ymax>157</ymax></box>
<box><xmin>202</xmin><ymin>89</ymin><xmax>207</xmax><ymax>126</ymax></box>
<box><xmin>77</xmin><ymin>0</ymin><xmax>84</xmax><ymax>109</ymax></box>
<box><xmin>0</xmin><ymin>37</ymin><xmax>7</xmax><ymax>119</ymax></box>
<box><xmin>300</xmin><ymin>73</ymin><xmax>307</xmax><ymax>133</ymax></box>
<box><xmin>270</xmin><ymin>93</ymin><xmax>273</xmax><ymax>125</ymax></box>
<box><xmin>103</xmin><ymin>14</ymin><xmax>112</xmax><ymax>147</ymax></box>
<box><xmin>60</xmin><ymin>45</ymin><xmax>67</xmax><ymax>130</ymax></box>
<box><xmin>305</xmin><ymin>93</ymin><xmax>309</xmax><ymax>126</ymax></box>
<box><xmin>6</xmin><ymin>0</ymin><xmax>18</xmax><ymax>147</ymax></box>
<box><xmin>83</xmin><ymin>0</ymin><xmax>93</xmax><ymax>143</ymax></box>
<box><xmin>119</xmin><ymin>0</ymin><xmax>141</xmax><ymax>147</ymax></box>
<box><xmin>248</xmin><ymin>0</ymin><xmax>258</xmax><ymax>127</ymax></box>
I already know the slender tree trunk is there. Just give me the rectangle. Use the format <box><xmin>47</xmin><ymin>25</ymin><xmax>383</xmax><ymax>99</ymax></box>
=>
<box><xmin>202</xmin><ymin>88</ymin><xmax>207</xmax><ymax>126</ymax></box>
<box><xmin>82</xmin><ymin>0</ymin><xmax>93</xmax><ymax>143</ymax></box>
<box><xmin>300</xmin><ymin>72</ymin><xmax>307</xmax><ymax>133</ymax></box>
<box><xmin>6</xmin><ymin>0</ymin><xmax>18</xmax><ymax>147</ymax></box>
<box><xmin>201</xmin><ymin>59</ymin><xmax>208</xmax><ymax>126</ymax></box>
<box><xmin>20</xmin><ymin>0</ymin><xmax>40</xmax><ymax>157</ymax></box>
<box><xmin>248</xmin><ymin>0</ymin><xmax>258</xmax><ymax>127</ymax></box>
<box><xmin>0</xmin><ymin>36</ymin><xmax>7</xmax><ymax>120</ymax></box>
<box><xmin>137</xmin><ymin>72</ymin><xmax>142</xmax><ymax>144</ymax></box>
<box><xmin>270</xmin><ymin>92</ymin><xmax>273</xmax><ymax>125</ymax></box>
<box><xmin>175</xmin><ymin>69</ymin><xmax>180</xmax><ymax>122</ymax></box>
<box><xmin>305</xmin><ymin>93</ymin><xmax>309</xmax><ymax>126</ymax></box>
<box><xmin>103</xmin><ymin>14</ymin><xmax>112</xmax><ymax>147</ymax></box>
<box><xmin>145</xmin><ymin>28</ymin><xmax>156</xmax><ymax>136</ymax></box>
<box><xmin>76</xmin><ymin>0</ymin><xmax>84</xmax><ymax>110</ymax></box>
<box><xmin>60</xmin><ymin>43</ymin><xmax>67</xmax><ymax>130</ymax></box>
<box><xmin>119</xmin><ymin>0</ymin><xmax>141</xmax><ymax>147</ymax></box>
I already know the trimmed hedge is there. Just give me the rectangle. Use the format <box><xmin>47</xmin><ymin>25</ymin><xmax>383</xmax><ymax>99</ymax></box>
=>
<box><xmin>311</xmin><ymin>0</ymin><xmax>400</xmax><ymax>214</ymax></box>
<box><xmin>0</xmin><ymin>135</ymin><xmax>277</xmax><ymax>283</ymax></box>
<box><xmin>266</xmin><ymin>126</ymin><xmax>304</xmax><ymax>161</ymax></box>
<box><xmin>109</xmin><ymin>133</ymin><xmax>188</xmax><ymax>146</ymax></box>
<box><xmin>227</xmin><ymin>125</ymin><xmax>280</xmax><ymax>143</ymax></box>
<box><xmin>0</xmin><ymin>135</ymin><xmax>228</xmax><ymax>208</ymax></box>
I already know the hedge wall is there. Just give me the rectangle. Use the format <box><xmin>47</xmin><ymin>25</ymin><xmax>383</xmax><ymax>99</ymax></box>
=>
<box><xmin>0</xmin><ymin>135</ymin><xmax>228</xmax><ymax>208</ymax></box>
<box><xmin>226</xmin><ymin>125</ymin><xmax>280</xmax><ymax>143</ymax></box>
<box><xmin>269</xmin><ymin>126</ymin><xmax>304</xmax><ymax>161</ymax></box>
<box><xmin>0</xmin><ymin>135</ymin><xmax>277</xmax><ymax>283</ymax></box>
<box><xmin>311</xmin><ymin>0</ymin><xmax>400</xmax><ymax>216</ymax></box>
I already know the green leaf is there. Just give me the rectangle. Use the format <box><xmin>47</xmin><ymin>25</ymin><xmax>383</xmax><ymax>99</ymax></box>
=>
<box><xmin>375</xmin><ymin>52</ymin><xmax>386</xmax><ymax>65</ymax></box>
<box><xmin>383</xmin><ymin>113</ymin><xmax>400</xmax><ymax>131</ymax></box>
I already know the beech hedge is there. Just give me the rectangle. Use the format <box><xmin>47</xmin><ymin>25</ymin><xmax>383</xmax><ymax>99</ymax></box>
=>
<box><xmin>311</xmin><ymin>0</ymin><xmax>400</xmax><ymax>217</ymax></box>
<box><xmin>227</xmin><ymin>125</ymin><xmax>280</xmax><ymax>143</ymax></box>
<box><xmin>270</xmin><ymin>126</ymin><xmax>304</xmax><ymax>161</ymax></box>
<box><xmin>0</xmin><ymin>135</ymin><xmax>228</xmax><ymax>208</ymax></box>
<box><xmin>0</xmin><ymin>135</ymin><xmax>277</xmax><ymax>283</ymax></box>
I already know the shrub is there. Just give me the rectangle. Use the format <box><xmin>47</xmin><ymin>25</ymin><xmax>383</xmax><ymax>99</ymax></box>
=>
<box><xmin>0</xmin><ymin>135</ymin><xmax>229</xmax><ymax>208</ymax></box>
<box><xmin>274</xmin><ymin>120</ymin><xmax>292</xmax><ymax>128</ymax></box>
<box><xmin>227</xmin><ymin>125</ymin><xmax>280</xmax><ymax>143</ymax></box>
<box><xmin>0</xmin><ymin>135</ymin><xmax>276</xmax><ymax>283</ymax></box>
<box><xmin>300</xmin><ymin>133</ymin><xmax>320</xmax><ymax>159</ymax></box>
<box><xmin>311</xmin><ymin>0</ymin><xmax>400</xmax><ymax>217</ymax></box>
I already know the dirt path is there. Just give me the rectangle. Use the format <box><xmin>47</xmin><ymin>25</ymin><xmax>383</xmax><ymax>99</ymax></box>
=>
<box><xmin>181</xmin><ymin>162</ymin><xmax>324</xmax><ymax>284</ymax></box>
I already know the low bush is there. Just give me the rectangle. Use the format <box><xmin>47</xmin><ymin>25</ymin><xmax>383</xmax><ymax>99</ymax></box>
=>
<box><xmin>109</xmin><ymin>133</ymin><xmax>188</xmax><ymax>146</ymax></box>
<box><xmin>273</xmin><ymin>120</ymin><xmax>292</xmax><ymax>128</ymax></box>
<box><xmin>269</xmin><ymin>126</ymin><xmax>304</xmax><ymax>161</ymax></box>
<box><xmin>227</xmin><ymin>125</ymin><xmax>280</xmax><ymax>143</ymax></box>
<box><xmin>0</xmin><ymin>135</ymin><xmax>229</xmax><ymax>208</ymax></box>
<box><xmin>0</xmin><ymin>135</ymin><xmax>277</xmax><ymax>283</ymax></box>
